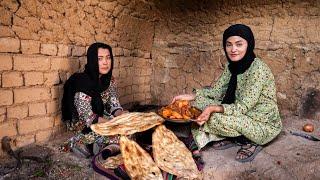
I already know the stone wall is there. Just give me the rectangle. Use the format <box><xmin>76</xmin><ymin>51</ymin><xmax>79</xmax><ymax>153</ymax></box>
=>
<box><xmin>0</xmin><ymin>0</ymin><xmax>319</xmax><ymax>156</ymax></box>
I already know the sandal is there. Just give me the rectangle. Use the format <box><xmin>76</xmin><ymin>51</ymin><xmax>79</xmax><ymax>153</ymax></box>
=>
<box><xmin>71</xmin><ymin>143</ymin><xmax>92</xmax><ymax>158</ymax></box>
<box><xmin>191</xmin><ymin>149</ymin><xmax>205</xmax><ymax>171</ymax></box>
<box><xmin>212</xmin><ymin>139</ymin><xmax>237</xmax><ymax>150</ymax></box>
<box><xmin>235</xmin><ymin>143</ymin><xmax>263</xmax><ymax>163</ymax></box>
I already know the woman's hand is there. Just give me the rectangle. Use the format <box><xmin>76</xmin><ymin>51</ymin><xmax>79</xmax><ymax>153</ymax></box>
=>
<box><xmin>171</xmin><ymin>93</ymin><xmax>196</xmax><ymax>104</ymax></box>
<box><xmin>98</xmin><ymin>117</ymin><xmax>108</xmax><ymax>124</ymax></box>
<box><xmin>195</xmin><ymin>105</ymin><xmax>224</xmax><ymax>126</ymax></box>
<box><xmin>114</xmin><ymin>109</ymin><xmax>129</xmax><ymax>117</ymax></box>
<box><xmin>196</xmin><ymin>107</ymin><xmax>213</xmax><ymax>126</ymax></box>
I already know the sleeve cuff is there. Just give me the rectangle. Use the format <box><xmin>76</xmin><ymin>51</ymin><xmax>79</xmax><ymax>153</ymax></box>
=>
<box><xmin>111</xmin><ymin>107</ymin><xmax>123</xmax><ymax>115</ymax></box>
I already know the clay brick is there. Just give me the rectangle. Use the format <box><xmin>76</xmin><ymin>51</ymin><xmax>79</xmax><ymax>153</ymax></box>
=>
<box><xmin>144</xmin><ymin>52</ymin><xmax>151</xmax><ymax>59</ymax></box>
<box><xmin>0</xmin><ymin>26</ymin><xmax>15</xmax><ymax>37</ymax></box>
<box><xmin>12</xmin><ymin>25</ymin><xmax>37</xmax><ymax>40</ymax></box>
<box><xmin>15</xmin><ymin>134</ymin><xmax>35</xmax><ymax>148</ymax></box>
<box><xmin>140</xmin><ymin>84</ymin><xmax>150</xmax><ymax>93</ymax></box>
<box><xmin>44</xmin><ymin>72</ymin><xmax>60</xmax><ymax>86</ymax></box>
<box><xmin>140</xmin><ymin>68</ymin><xmax>152</xmax><ymax>76</ymax></box>
<box><xmin>21</xmin><ymin>40</ymin><xmax>40</xmax><ymax>54</ymax></box>
<box><xmin>79</xmin><ymin>56</ymin><xmax>87</xmax><ymax>70</ymax></box>
<box><xmin>46</xmin><ymin>100</ymin><xmax>59</xmax><ymax>114</ymax></box>
<box><xmin>0</xmin><ymin>108</ymin><xmax>6</xmax><ymax>123</ymax></box>
<box><xmin>0</xmin><ymin>90</ymin><xmax>13</xmax><ymax>106</ymax></box>
<box><xmin>57</xmin><ymin>44</ymin><xmax>71</xmax><ymax>57</ymax></box>
<box><xmin>0</xmin><ymin>108</ymin><xmax>6</xmax><ymax>115</ymax></box>
<box><xmin>35</xmin><ymin>129</ymin><xmax>52</xmax><ymax>142</ymax></box>
<box><xmin>113</xmin><ymin>68</ymin><xmax>120</xmax><ymax>78</ymax></box>
<box><xmin>2</xmin><ymin>71</ymin><xmax>23</xmax><ymax>87</ymax></box>
<box><xmin>41</xmin><ymin>43</ymin><xmax>57</xmax><ymax>56</ymax></box>
<box><xmin>18</xmin><ymin>116</ymin><xmax>54</xmax><ymax>134</ymax></box>
<box><xmin>0</xmin><ymin>37</ymin><xmax>20</xmax><ymax>52</ymax></box>
<box><xmin>118</xmin><ymin>77</ymin><xmax>132</xmax><ymax>88</ymax></box>
<box><xmin>0</xmin><ymin>121</ymin><xmax>17</xmax><ymax>138</ymax></box>
<box><xmin>7</xmin><ymin>105</ymin><xmax>28</xmax><ymax>119</ymax></box>
<box><xmin>132</xmin><ymin>84</ymin><xmax>139</xmax><ymax>93</ymax></box>
<box><xmin>72</xmin><ymin>46</ymin><xmax>86</xmax><ymax>56</ymax></box>
<box><xmin>24</xmin><ymin>72</ymin><xmax>44</xmax><ymax>86</ymax></box>
<box><xmin>120</xmin><ymin>94</ymin><xmax>133</xmax><ymax>105</ymax></box>
<box><xmin>119</xmin><ymin>68</ymin><xmax>127</xmax><ymax>77</ymax></box>
<box><xmin>50</xmin><ymin>57</ymin><xmax>80</xmax><ymax>72</ymax></box>
<box><xmin>14</xmin><ymin>56</ymin><xmax>50</xmax><ymax>71</ymax></box>
<box><xmin>119</xmin><ymin>57</ymin><xmax>133</xmax><ymax>67</ymax></box>
<box><xmin>51</xmin><ymin>85</ymin><xmax>63</xmax><ymax>99</ymax></box>
<box><xmin>113</xmin><ymin>48</ymin><xmax>124</xmax><ymax>56</ymax></box>
<box><xmin>0</xmin><ymin>115</ymin><xmax>5</xmax><ymax>123</ymax></box>
<box><xmin>14</xmin><ymin>87</ymin><xmax>50</xmax><ymax>103</ymax></box>
<box><xmin>53</xmin><ymin>114</ymin><xmax>62</xmax><ymax>126</ymax></box>
<box><xmin>133</xmin><ymin>93</ymin><xmax>145</xmax><ymax>102</ymax></box>
<box><xmin>125</xmin><ymin>86</ymin><xmax>132</xmax><ymax>94</ymax></box>
<box><xmin>29</xmin><ymin>103</ymin><xmax>46</xmax><ymax>116</ymax></box>
<box><xmin>123</xmin><ymin>49</ymin><xmax>130</xmax><ymax>56</ymax></box>
<box><xmin>0</xmin><ymin>8</ymin><xmax>12</xmax><ymax>26</ymax></box>
<box><xmin>0</xmin><ymin>55</ymin><xmax>12</xmax><ymax>71</ymax></box>
<box><xmin>134</xmin><ymin>58</ymin><xmax>150</xmax><ymax>67</ymax></box>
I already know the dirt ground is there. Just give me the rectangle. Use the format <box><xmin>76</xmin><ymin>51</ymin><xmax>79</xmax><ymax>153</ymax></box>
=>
<box><xmin>0</xmin><ymin>133</ymin><xmax>94</xmax><ymax>180</ymax></box>
<box><xmin>0</xmin><ymin>116</ymin><xmax>319</xmax><ymax>180</ymax></box>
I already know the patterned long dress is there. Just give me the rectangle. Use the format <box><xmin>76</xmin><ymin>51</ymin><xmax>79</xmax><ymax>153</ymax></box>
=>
<box><xmin>63</xmin><ymin>77</ymin><xmax>123</xmax><ymax>150</ymax></box>
<box><xmin>191</xmin><ymin>58</ymin><xmax>282</xmax><ymax>149</ymax></box>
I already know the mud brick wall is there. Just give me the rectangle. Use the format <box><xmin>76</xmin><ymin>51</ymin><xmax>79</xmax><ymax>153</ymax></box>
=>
<box><xmin>0</xmin><ymin>0</ymin><xmax>154</xmax><ymax>156</ymax></box>
<box><xmin>151</xmin><ymin>0</ymin><xmax>320</xmax><ymax>119</ymax></box>
<box><xmin>0</xmin><ymin>0</ymin><xmax>320</xmax><ymax>156</ymax></box>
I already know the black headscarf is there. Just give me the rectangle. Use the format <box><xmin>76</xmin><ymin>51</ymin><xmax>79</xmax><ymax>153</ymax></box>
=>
<box><xmin>61</xmin><ymin>42</ymin><xmax>114</xmax><ymax>122</ymax></box>
<box><xmin>221</xmin><ymin>24</ymin><xmax>256</xmax><ymax>104</ymax></box>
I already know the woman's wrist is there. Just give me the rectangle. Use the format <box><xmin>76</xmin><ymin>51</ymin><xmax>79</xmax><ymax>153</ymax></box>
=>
<box><xmin>191</xmin><ymin>93</ymin><xmax>196</xmax><ymax>100</ymax></box>
<box><xmin>208</xmin><ymin>105</ymin><xmax>224</xmax><ymax>113</ymax></box>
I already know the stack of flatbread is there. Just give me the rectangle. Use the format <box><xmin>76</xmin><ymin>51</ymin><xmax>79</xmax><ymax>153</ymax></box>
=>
<box><xmin>153</xmin><ymin>125</ymin><xmax>201</xmax><ymax>179</ymax></box>
<box><xmin>91</xmin><ymin>112</ymin><xmax>164</xmax><ymax>136</ymax></box>
<box><xmin>120</xmin><ymin>136</ymin><xmax>163</xmax><ymax>180</ymax></box>
<box><xmin>91</xmin><ymin>112</ymin><xmax>203</xmax><ymax>179</ymax></box>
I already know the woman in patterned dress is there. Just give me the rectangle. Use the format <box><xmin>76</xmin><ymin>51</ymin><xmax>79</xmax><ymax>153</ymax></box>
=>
<box><xmin>172</xmin><ymin>24</ymin><xmax>282</xmax><ymax>162</ymax></box>
<box><xmin>61</xmin><ymin>42</ymin><xmax>127</xmax><ymax>156</ymax></box>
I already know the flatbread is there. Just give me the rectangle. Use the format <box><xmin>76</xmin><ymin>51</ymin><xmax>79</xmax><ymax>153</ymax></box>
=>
<box><xmin>102</xmin><ymin>154</ymin><xmax>123</xmax><ymax>169</ymax></box>
<box><xmin>91</xmin><ymin>112</ymin><xmax>164</xmax><ymax>136</ymax></box>
<box><xmin>152</xmin><ymin>125</ymin><xmax>201</xmax><ymax>179</ymax></box>
<box><xmin>120</xmin><ymin>136</ymin><xmax>163</xmax><ymax>180</ymax></box>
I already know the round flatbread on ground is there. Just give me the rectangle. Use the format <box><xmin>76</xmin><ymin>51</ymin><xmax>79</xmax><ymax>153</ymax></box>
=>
<box><xmin>153</xmin><ymin>125</ymin><xmax>201</xmax><ymax>179</ymax></box>
<box><xmin>91</xmin><ymin>112</ymin><xmax>164</xmax><ymax>136</ymax></box>
<box><xmin>120</xmin><ymin>136</ymin><xmax>163</xmax><ymax>180</ymax></box>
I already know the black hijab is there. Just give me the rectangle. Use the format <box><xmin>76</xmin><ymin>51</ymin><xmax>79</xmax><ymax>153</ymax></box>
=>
<box><xmin>221</xmin><ymin>24</ymin><xmax>256</xmax><ymax>104</ymax></box>
<box><xmin>61</xmin><ymin>42</ymin><xmax>114</xmax><ymax>122</ymax></box>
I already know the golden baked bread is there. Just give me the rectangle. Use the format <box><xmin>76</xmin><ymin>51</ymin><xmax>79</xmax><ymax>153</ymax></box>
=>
<box><xmin>152</xmin><ymin>125</ymin><xmax>201</xmax><ymax>179</ymax></box>
<box><xmin>91</xmin><ymin>112</ymin><xmax>164</xmax><ymax>136</ymax></box>
<box><xmin>120</xmin><ymin>136</ymin><xmax>163</xmax><ymax>180</ymax></box>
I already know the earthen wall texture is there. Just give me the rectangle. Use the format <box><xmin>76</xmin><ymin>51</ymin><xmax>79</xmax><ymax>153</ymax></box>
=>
<box><xmin>0</xmin><ymin>0</ymin><xmax>154</xmax><ymax>156</ymax></box>
<box><xmin>0</xmin><ymin>0</ymin><xmax>319</xmax><ymax>156</ymax></box>
<box><xmin>151</xmin><ymin>0</ymin><xmax>320</xmax><ymax>119</ymax></box>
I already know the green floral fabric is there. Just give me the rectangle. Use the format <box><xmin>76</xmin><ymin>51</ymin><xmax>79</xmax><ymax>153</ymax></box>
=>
<box><xmin>192</xmin><ymin>58</ymin><xmax>282</xmax><ymax>149</ymax></box>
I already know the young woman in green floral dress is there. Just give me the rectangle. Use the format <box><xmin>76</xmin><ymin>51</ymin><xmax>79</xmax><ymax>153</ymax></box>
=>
<box><xmin>172</xmin><ymin>24</ymin><xmax>282</xmax><ymax>163</ymax></box>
